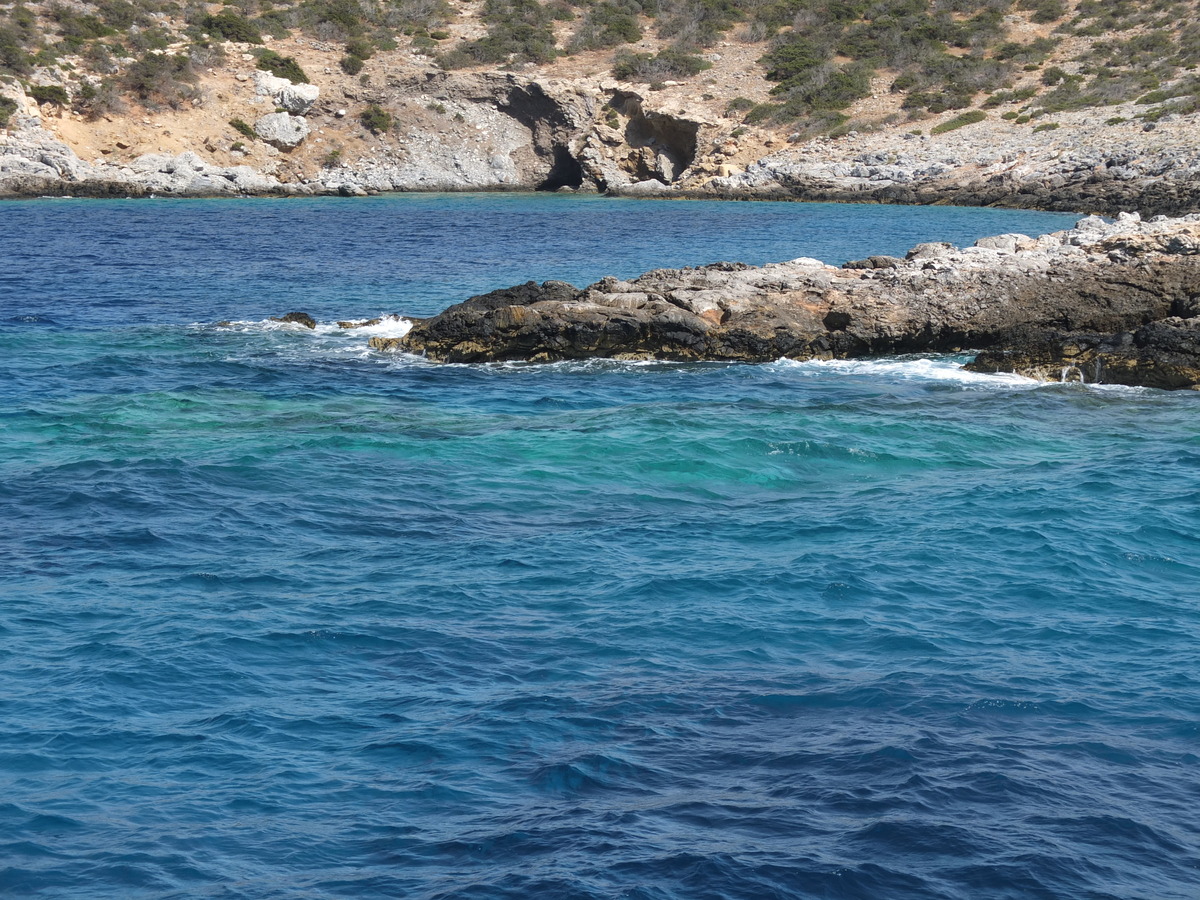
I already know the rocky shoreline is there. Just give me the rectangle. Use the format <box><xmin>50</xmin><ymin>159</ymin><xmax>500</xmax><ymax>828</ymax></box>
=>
<box><xmin>7</xmin><ymin>68</ymin><xmax>1200</xmax><ymax>215</ymax></box>
<box><xmin>365</xmin><ymin>213</ymin><xmax>1200</xmax><ymax>390</ymax></box>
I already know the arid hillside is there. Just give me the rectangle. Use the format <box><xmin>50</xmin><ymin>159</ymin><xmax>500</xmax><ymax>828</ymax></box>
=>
<box><xmin>3</xmin><ymin>0</ymin><xmax>1200</xmax><ymax>206</ymax></box>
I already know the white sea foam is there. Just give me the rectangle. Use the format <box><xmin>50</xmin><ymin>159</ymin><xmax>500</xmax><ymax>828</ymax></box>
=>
<box><xmin>200</xmin><ymin>315</ymin><xmax>412</xmax><ymax>338</ymax></box>
<box><xmin>315</xmin><ymin>315</ymin><xmax>414</xmax><ymax>339</ymax></box>
<box><xmin>772</xmin><ymin>356</ymin><xmax>1041</xmax><ymax>388</ymax></box>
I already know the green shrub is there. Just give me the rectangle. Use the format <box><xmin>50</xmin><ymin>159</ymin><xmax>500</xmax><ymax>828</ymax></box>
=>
<box><xmin>123</xmin><ymin>52</ymin><xmax>197</xmax><ymax>107</ymax></box>
<box><xmin>1105</xmin><ymin>116</ymin><xmax>1126</xmax><ymax>124</ymax></box>
<box><xmin>1001</xmin><ymin>110</ymin><xmax>1018</xmax><ymax>119</ymax></box>
<box><xmin>29</xmin><ymin>83</ymin><xmax>69</xmax><ymax>105</ymax></box>
<box><xmin>1018</xmin><ymin>0</ymin><xmax>1067</xmax><ymax>24</ymax></box>
<box><xmin>230</xmin><ymin>117</ymin><xmax>256</xmax><ymax>138</ymax></box>
<box><xmin>743</xmin><ymin>101</ymin><xmax>779</xmax><ymax>124</ymax></box>
<box><xmin>655</xmin><ymin>0</ymin><xmax>742</xmax><ymax>48</ymax></box>
<box><xmin>256</xmin><ymin>11</ymin><xmax>293</xmax><ymax>39</ymax></box>
<box><xmin>72</xmin><ymin>77</ymin><xmax>122</xmax><ymax>119</ymax></box>
<box><xmin>201</xmin><ymin>12</ymin><xmax>263</xmax><ymax>43</ymax></box>
<box><xmin>993</xmin><ymin>37</ymin><xmax>1056</xmax><ymax>65</ymax></box>
<box><xmin>256</xmin><ymin>49</ymin><xmax>309</xmax><ymax>83</ymax></box>
<box><xmin>0</xmin><ymin>94</ymin><xmax>17</xmax><ymax>128</ymax></box>
<box><xmin>231</xmin><ymin>140</ymin><xmax>245</xmax><ymax>151</ymax></box>
<box><xmin>129</xmin><ymin>26</ymin><xmax>172</xmax><ymax>53</ymax></box>
<box><xmin>779</xmin><ymin>61</ymin><xmax>873</xmax><ymax>112</ymax></box>
<box><xmin>612</xmin><ymin>47</ymin><xmax>712</xmax><ymax>81</ymax></box>
<box><xmin>0</xmin><ymin>22</ymin><xmax>36</xmax><ymax>76</ymax></box>
<box><xmin>360</xmin><ymin>103</ymin><xmax>392</xmax><ymax>133</ymax></box>
<box><xmin>1041</xmin><ymin>66</ymin><xmax>1068</xmax><ymax>85</ymax></box>
<box><xmin>441</xmin><ymin>0</ymin><xmax>558</xmax><ymax>66</ymax></box>
<box><xmin>98</xmin><ymin>0</ymin><xmax>141</xmax><ymax>31</ymax></box>
<box><xmin>345</xmin><ymin>38</ymin><xmax>374</xmax><ymax>59</ymax></box>
<box><xmin>340</xmin><ymin>53</ymin><xmax>364</xmax><ymax>74</ymax></box>
<box><xmin>301</xmin><ymin>0</ymin><xmax>366</xmax><ymax>38</ymax></box>
<box><xmin>983</xmin><ymin>86</ymin><xmax>1038</xmax><ymax>108</ymax></box>
<box><xmin>930</xmin><ymin>109</ymin><xmax>986</xmax><ymax>134</ymax></box>
<box><xmin>570</xmin><ymin>1</ymin><xmax>641</xmax><ymax>52</ymax></box>
<box><xmin>1032</xmin><ymin>121</ymin><xmax>1059</xmax><ymax>132</ymax></box>
<box><xmin>50</xmin><ymin>6</ymin><xmax>116</xmax><ymax>45</ymax></box>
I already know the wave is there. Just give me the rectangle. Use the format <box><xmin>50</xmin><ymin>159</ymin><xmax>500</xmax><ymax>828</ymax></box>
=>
<box><xmin>772</xmin><ymin>355</ymin><xmax>1041</xmax><ymax>387</ymax></box>
<box><xmin>199</xmin><ymin>314</ymin><xmax>412</xmax><ymax>338</ymax></box>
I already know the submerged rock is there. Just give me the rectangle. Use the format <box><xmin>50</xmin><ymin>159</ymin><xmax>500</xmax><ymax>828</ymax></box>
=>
<box><xmin>371</xmin><ymin>215</ymin><xmax>1200</xmax><ymax>389</ymax></box>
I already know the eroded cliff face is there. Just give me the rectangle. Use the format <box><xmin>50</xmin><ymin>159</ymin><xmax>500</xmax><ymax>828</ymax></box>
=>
<box><xmin>367</xmin><ymin>213</ymin><xmax>1200</xmax><ymax>389</ymax></box>
<box><xmin>0</xmin><ymin>68</ymin><xmax>717</xmax><ymax>197</ymax></box>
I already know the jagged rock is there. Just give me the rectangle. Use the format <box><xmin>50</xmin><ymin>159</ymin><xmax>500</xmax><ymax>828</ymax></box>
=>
<box><xmin>254</xmin><ymin>113</ymin><xmax>310</xmax><ymax>150</ymax></box>
<box><xmin>843</xmin><ymin>255</ymin><xmax>902</xmax><ymax>270</ymax></box>
<box><xmin>0</xmin><ymin>117</ymin><xmax>288</xmax><ymax>196</ymax></box>
<box><xmin>373</xmin><ymin>215</ymin><xmax>1200</xmax><ymax>389</ymax></box>
<box><xmin>965</xmin><ymin>319</ymin><xmax>1200</xmax><ymax>389</ymax></box>
<box><xmin>272</xmin><ymin>311</ymin><xmax>317</xmax><ymax>328</ymax></box>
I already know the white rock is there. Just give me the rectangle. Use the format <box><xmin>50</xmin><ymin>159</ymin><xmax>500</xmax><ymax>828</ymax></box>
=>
<box><xmin>252</xmin><ymin>71</ymin><xmax>319</xmax><ymax>115</ymax></box>
<box><xmin>254</xmin><ymin>113</ymin><xmax>310</xmax><ymax>150</ymax></box>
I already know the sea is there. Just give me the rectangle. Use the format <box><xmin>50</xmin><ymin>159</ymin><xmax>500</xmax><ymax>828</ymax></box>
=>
<box><xmin>1</xmin><ymin>193</ymin><xmax>1198</xmax><ymax>899</ymax></box>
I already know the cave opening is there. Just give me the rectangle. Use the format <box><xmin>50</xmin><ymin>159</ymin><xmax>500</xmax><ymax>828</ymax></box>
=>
<box><xmin>538</xmin><ymin>145</ymin><xmax>584</xmax><ymax>191</ymax></box>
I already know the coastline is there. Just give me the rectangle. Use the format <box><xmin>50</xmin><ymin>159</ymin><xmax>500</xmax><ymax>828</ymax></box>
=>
<box><xmin>6</xmin><ymin>70</ymin><xmax>1200</xmax><ymax>216</ymax></box>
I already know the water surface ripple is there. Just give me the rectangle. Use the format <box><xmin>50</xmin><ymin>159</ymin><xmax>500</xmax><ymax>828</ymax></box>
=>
<box><xmin>1</xmin><ymin>196</ymin><xmax>1197</xmax><ymax>899</ymax></box>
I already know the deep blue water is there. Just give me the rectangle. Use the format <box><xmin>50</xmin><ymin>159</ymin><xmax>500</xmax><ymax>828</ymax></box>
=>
<box><xmin>1</xmin><ymin>194</ymin><xmax>1198</xmax><ymax>899</ymax></box>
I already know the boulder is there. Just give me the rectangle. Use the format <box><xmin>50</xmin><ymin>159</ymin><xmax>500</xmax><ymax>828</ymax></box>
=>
<box><xmin>277</xmin><ymin>83</ymin><xmax>320</xmax><ymax>115</ymax></box>
<box><xmin>272</xmin><ymin>311</ymin><xmax>317</xmax><ymax>328</ymax></box>
<box><xmin>254</xmin><ymin>113</ymin><xmax>309</xmax><ymax>151</ymax></box>
<box><xmin>974</xmin><ymin>233</ymin><xmax>1033</xmax><ymax>253</ymax></box>
<box><xmin>253</xmin><ymin>72</ymin><xmax>319</xmax><ymax>115</ymax></box>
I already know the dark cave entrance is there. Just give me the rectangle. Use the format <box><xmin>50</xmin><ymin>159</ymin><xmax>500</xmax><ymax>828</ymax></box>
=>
<box><xmin>537</xmin><ymin>146</ymin><xmax>584</xmax><ymax>191</ymax></box>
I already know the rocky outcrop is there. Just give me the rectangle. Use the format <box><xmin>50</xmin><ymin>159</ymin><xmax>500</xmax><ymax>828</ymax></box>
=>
<box><xmin>964</xmin><ymin>320</ymin><xmax>1200</xmax><ymax>389</ymax></box>
<box><xmin>0</xmin><ymin>127</ymin><xmax>289</xmax><ymax>196</ymax></box>
<box><xmin>686</xmin><ymin>124</ymin><xmax>1200</xmax><ymax>217</ymax></box>
<box><xmin>253</xmin><ymin>72</ymin><xmax>320</xmax><ymax>116</ymax></box>
<box><xmin>371</xmin><ymin>213</ymin><xmax>1200</xmax><ymax>389</ymax></box>
<box><xmin>254</xmin><ymin>112</ymin><xmax>310</xmax><ymax>151</ymax></box>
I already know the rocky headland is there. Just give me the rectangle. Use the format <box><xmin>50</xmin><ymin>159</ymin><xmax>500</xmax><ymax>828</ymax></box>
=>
<box><xmin>366</xmin><ymin>213</ymin><xmax>1200</xmax><ymax>389</ymax></box>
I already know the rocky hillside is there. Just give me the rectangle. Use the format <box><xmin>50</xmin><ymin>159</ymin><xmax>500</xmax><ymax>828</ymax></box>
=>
<box><xmin>4</xmin><ymin>0</ymin><xmax>1200</xmax><ymax>209</ymax></box>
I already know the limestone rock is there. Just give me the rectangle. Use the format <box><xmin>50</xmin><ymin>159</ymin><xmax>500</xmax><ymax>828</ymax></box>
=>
<box><xmin>965</xmin><ymin>319</ymin><xmax>1200</xmax><ymax>390</ymax></box>
<box><xmin>377</xmin><ymin>215</ymin><xmax>1200</xmax><ymax>389</ymax></box>
<box><xmin>254</xmin><ymin>113</ymin><xmax>310</xmax><ymax>150</ymax></box>
<box><xmin>252</xmin><ymin>73</ymin><xmax>319</xmax><ymax>115</ymax></box>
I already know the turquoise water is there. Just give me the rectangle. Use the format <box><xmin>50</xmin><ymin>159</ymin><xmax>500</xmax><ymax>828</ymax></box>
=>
<box><xmin>2</xmin><ymin>195</ymin><xmax>1198</xmax><ymax>899</ymax></box>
